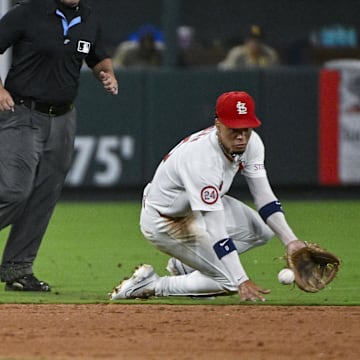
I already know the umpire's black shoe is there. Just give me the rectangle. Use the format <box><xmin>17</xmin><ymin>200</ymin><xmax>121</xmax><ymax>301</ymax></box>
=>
<box><xmin>5</xmin><ymin>274</ymin><xmax>51</xmax><ymax>292</ymax></box>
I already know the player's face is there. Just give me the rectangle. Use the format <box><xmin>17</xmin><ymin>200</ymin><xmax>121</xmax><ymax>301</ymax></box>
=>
<box><xmin>216</xmin><ymin>120</ymin><xmax>252</xmax><ymax>155</ymax></box>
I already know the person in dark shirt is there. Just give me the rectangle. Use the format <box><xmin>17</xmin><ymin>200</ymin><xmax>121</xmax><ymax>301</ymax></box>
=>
<box><xmin>112</xmin><ymin>25</ymin><xmax>163</xmax><ymax>69</ymax></box>
<box><xmin>0</xmin><ymin>0</ymin><xmax>118</xmax><ymax>292</ymax></box>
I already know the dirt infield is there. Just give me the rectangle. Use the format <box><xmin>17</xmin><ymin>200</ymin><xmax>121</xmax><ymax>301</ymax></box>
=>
<box><xmin>0</xmin><ymin>304</ymin><xmax>358</xmax><ymax>360</ymax></box>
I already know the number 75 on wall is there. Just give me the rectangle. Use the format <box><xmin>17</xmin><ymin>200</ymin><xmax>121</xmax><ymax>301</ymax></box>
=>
<box><xmin>65</xmin><ymin>135</ymin><xmax>135</xmax><ymax>187</ymax></box>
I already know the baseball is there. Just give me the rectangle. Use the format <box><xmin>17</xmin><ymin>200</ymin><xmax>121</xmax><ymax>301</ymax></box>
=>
<box><xmin>277</xmin><ymin>268</ymin><xmax>295</xmax><ymax>285</ymax></box>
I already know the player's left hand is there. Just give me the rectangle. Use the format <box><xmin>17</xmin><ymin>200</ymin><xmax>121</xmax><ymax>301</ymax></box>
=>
<box><xmin>238</xmin><ymin>279</ymin><xmax>271</xmax><ymax>302</ymax></box>
<box><xmin>286</xmin><ymin>241</ymin><xmax>340</xmax><ymax>293</ymax></box>
<box><xmin>99</xmin><ymin>71</ymin><xmax>118</xmax><ymax>95</ymax></box>
<box><xmin>286</xmin><ymin>239</ymin><xmax>306</xmax><ymax>256</ymax></box>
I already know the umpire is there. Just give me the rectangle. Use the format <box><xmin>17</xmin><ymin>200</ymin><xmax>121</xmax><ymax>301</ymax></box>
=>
<box><xmin>0</xmin><ymin>0</ymin><xmax>118</xmax><ymax>291</ymax></box>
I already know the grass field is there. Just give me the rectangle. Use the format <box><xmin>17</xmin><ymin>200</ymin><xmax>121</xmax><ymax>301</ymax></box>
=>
<box><xmin>0</xmin><ymin>199</ymin><xmax>358</xmax><ymax>305</ymax></box>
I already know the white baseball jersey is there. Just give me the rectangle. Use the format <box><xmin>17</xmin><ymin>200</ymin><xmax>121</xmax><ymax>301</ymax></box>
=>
<box><xmin>145</xmin><ymin>126</ymin><xmax>267</xmax><ymax>217</ymax></box>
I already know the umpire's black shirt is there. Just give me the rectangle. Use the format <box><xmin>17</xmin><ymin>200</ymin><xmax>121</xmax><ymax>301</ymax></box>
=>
<box><xmin>0</xmin><ymin>0</ymin><xmax>109</xmax><ymax>103</ymax></box>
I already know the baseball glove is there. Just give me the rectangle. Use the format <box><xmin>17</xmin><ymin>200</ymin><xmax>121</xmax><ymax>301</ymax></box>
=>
<box><xmin>286</xmin><ymin>242</ymin><xmax>340</xmax><ymax>293</ymax></box>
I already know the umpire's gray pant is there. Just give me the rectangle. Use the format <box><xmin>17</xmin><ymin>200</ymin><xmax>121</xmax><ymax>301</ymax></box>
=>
<box><xmin>0</xmin><ymin>104</ymin><xmax>76</xmax><ymax>282</ymax></box>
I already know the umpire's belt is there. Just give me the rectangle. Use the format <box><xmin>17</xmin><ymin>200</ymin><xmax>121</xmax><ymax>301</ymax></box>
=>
<box><xmin>13</xmin><ymin>96</ymin><xmax>74</xmax><ymax>117</ymax></box>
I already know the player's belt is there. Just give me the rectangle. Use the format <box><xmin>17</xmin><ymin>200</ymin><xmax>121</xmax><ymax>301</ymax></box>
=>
<box><xmin>12</xmin><ymin>95</ymin><xmax>74</xmax><ymax>117</ymax></box>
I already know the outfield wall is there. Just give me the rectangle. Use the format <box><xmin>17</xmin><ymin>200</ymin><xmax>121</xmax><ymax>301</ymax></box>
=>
<box><xmin>66</xmin><ymin>67</ymin><xmax>351</xmax><ymax>191</ymax></box>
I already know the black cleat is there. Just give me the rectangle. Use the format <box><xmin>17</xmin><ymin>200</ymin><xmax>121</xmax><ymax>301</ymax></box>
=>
<box><xmin>5</xmin><ymin>274</ymin><xmax>51</xmax><ymax>292</ymax></box>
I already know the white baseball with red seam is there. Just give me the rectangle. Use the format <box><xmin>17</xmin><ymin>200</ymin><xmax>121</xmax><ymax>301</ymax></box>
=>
<box><xmin>277</xmin><ymin>268</ymin><xmax>295</xmax><ymax>285</ymax></box>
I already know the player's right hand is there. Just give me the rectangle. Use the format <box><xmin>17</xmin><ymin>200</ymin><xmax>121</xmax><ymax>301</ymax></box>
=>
<box><xmin>99</xmin><ymin>71</ymin><xmax>118</xmax><ymax>95</ymax></box>
<box><xmin>0</xmin><ymin>87</ymin><xmax>14</xmax><ymax>112</ymax></box>
<box><xmin>238</xmin><ymin>279</ymin><xmax>271</xmax><ymax>302</ymax></box>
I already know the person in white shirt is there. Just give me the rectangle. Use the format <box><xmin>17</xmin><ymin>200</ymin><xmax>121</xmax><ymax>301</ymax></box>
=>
<box><xmin>109</xmin><ymin>91</ymin><xmax>305</xmax><ymax>302</ymax></box>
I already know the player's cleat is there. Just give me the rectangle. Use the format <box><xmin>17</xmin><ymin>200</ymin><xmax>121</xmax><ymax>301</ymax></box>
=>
<box><xmin>166</xmin><ymin>258</ymin><xmax>193</xmax><ymax>276</ymax></box>
<box><xmin>109</xmin><ymin>264</ymin><xmax>159</xmax><ymax>300</ymax></box>
<box><xmin>5</xmin><ymin>274</ymin><xmax>51</xmax><ymax>292</ymax></box>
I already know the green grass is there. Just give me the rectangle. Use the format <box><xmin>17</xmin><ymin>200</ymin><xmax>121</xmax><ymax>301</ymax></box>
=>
<box><xmin>0</xmin><ymin>200</ymin><xmax>358</xmax><ymax>305</ymax></box>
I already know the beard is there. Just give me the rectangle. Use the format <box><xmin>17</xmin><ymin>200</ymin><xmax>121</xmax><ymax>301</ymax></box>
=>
<box><xmin>231</xmin><ymin>150</ymin><xmax>245</xmax><ymax>155</ymax></box>
<box><xmin>218</xmin><ymin>139</ymin><xmax>245</xmax><ymax>159</ymax></box>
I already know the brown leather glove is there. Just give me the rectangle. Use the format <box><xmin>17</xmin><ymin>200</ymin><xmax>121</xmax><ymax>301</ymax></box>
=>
<box><xmin>287</xmin><ymin>242</ymin><xmax>340</xmax><ymax>292</ymax></box>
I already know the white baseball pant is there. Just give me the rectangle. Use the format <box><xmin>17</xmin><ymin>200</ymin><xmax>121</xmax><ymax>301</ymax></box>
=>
<box><xmin>140</xmin><ymin>195</ymin><xmax>274</xmax><ymax>296</ymax></box>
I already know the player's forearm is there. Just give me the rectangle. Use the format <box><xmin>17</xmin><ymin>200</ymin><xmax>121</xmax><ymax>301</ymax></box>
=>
<box><xmin>202</xmin><ymin>210</ymin><xmax>248</xmax><ymax>286</ymax></box>
<box><xmin>92</xmin><ymin>58</ymin><xmax>116</xmax><ymax>80</ymax></box>
<box><xmin>265</xmin><ymin>211</ymin><xmax>297</xmax><ymax>246</ymax></box>
<box><xmin>216</xmin><ymin>245</ymin><xmax>249</xmax><ymax>285</ymax></box>
<box><xmin>92</xmin><ymin>58</ymin><xmax>118</xmax><ymax>95</ymax></box>
<box><xmin>246</xmin><ymin>177</ymin><xmax>297</xmax><ymax>245</ymax></box>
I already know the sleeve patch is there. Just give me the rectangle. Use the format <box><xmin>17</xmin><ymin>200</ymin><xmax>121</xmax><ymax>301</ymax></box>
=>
<box><xmin>200</xmin><ymin>186</ymin><xmax>219</xmax><ymax>204</ymax></box>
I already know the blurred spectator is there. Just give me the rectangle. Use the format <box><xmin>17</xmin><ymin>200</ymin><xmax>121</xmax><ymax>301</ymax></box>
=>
<box><xmin>218</xmin><ymin>25</ymin><xmax>280</xmax><ymax>69</ymax></box>
<box><xmin>112</xmin><ymin>25</ymin><xmax>164</xmax><ymax>69</ymax></box>
<box><xmin>177</xmin><ymin>25</ymin><xmax>196</xmax><ymax>50</ymax></box>
<box><xmin>176</xmin><ymin>25</ymin><xmax>204</xmax><ymax>67</ymax></box>
<box><xmin>176</xmin><ymin>25</ymin><xmax>229</xmax><ymax>67</ymax></box>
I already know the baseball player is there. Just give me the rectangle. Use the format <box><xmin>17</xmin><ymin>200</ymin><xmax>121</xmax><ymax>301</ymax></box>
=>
<box><xmin>109</xmin><ymin>91</ymin><xmax>305</xmax><ymax>302</ymax></box>
<box><xmin>0</xmin><ymin>0</ymin><xmax>118</xmax><ymax>291</ymax></box>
